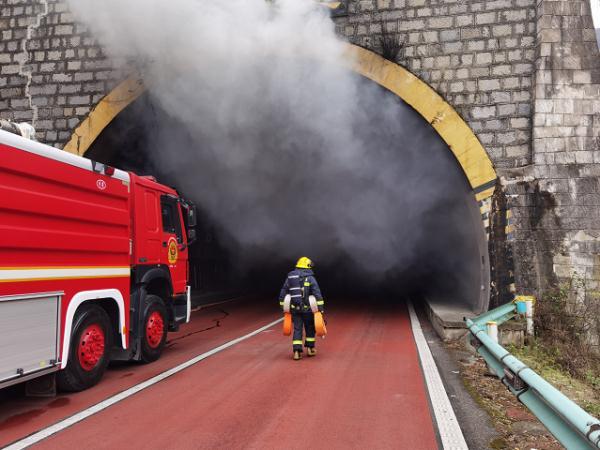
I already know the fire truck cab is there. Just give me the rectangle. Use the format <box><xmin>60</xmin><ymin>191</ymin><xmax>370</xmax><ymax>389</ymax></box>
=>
<box><xmin>0</xmin><ymin>127</ymin><xmax>196</xmax><ymax>392</ymax></box>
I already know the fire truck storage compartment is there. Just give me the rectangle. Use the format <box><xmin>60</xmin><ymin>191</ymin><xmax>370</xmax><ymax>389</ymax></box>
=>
<box><xmin>0</xmin><ymin>292</ymin><xmax>61</xmax><ymax>386</ymax></box>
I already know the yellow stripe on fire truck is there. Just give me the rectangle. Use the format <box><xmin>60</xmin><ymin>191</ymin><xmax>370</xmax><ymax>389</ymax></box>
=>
<box><xmin>0</xmin><ymin>267</ymin><xmax>130</xmax><ymax>282</ymax></box>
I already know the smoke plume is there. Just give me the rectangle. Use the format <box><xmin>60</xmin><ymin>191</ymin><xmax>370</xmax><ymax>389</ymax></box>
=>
<box><xmin>67</xmin><ymin>0</ymin><xmax>483</xmax><ymax>304</ymax></box>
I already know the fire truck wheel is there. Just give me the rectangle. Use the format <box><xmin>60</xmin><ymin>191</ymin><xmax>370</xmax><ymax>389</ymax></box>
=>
<box><xmin>57</xmin><ymin>304</ymin><xmax>113</xmax><ymax>392</ymax></box>
<box><xmin>141</xmin><ymin>295</ymin><xmax>168</xmax><ymax>363</ymax></box>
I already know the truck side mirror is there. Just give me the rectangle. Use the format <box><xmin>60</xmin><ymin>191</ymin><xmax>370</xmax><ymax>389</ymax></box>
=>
<box><xmin>187</xmin><ymin>228</ymin><xmax>197</xmax><ymax>245</ymax></box>
<box><xmin>187</xmin><ymin>205</ymin><xmax>197</xmax><ymax>228</ymax></box>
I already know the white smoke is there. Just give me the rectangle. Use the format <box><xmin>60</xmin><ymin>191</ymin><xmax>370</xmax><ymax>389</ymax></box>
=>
<box><xmin>67</xmin><ymin>0</ymin><xmax>477</xmax><ymax>285</ymax></box>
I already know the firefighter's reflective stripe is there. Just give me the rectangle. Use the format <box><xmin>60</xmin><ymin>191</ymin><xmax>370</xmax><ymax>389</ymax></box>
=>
<box><xmin>289</xmin><ymin>287</ymin><xmax>301</xmax><ymax>290</ymax></box>
<box><xmin>308</xmin><ymin>295</ymin><xmax>319</xmax><ymax>313</ymax></box>
<box><xmin>305</xmin><ymin>337</ymin><xmax>316</xmax><ymax>342</ymax></box>
<box><xmin>292</xmin><ymin>340</ymin><xmax>303</xmax><ymax>345</ymax></box>
<box><xmin>288</xmin><ymin>275</ymin><xmax>300</xmax><ymax>279</ymax></box>
<box><xmin>304</xmin><ymin>281</ymin><xmax>310</xmax><ymax>286</ymax></box>
<box><xmin>282</xmin><ymin>294</ymin><xmax>291</xmax><ymax>313</ymax></box>
<box><xmin>317</xmin><ymin>300</ymin><xmax>324</xmax><ymax>305</ymax></box>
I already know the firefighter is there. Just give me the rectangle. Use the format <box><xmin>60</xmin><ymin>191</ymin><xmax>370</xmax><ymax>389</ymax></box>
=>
<box><xmin>278</xmin><ymin>256</ymin><xmax>325</xmax><ymax>360</ymax></box>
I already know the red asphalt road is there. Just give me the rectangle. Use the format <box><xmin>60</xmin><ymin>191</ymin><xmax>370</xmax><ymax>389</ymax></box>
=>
<box><xmin>0</xmin><ymin>298</ymin><xmax>275</xmax><ymax>447</ymax></box>
<box><xmin>1</xmin><ymin>299</ymin><xmax>438</xmax><ymax>450</ymax></box>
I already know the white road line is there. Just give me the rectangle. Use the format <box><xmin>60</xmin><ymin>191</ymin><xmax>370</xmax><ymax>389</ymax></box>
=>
<box><xmin>4</xmin><ymin>318</ymin><xmax>283</xmax><ymax>450</ymax></box>
<box><xmin>407</xmin><ymin>301</ymin><xmax>468</xmax><ymax>450</ymax></box>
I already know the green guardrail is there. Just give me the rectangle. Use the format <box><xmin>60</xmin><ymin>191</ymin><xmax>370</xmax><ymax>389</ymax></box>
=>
<box><xmin>465</xmin><ymin>302</ymin><xmax>600</xmax><ymax>449</ymax></box>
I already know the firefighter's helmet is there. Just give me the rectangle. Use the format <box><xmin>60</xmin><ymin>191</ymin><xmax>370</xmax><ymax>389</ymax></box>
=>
<box><xmin>296</xmin><ymin>256</ymin><xmax>313</xmax><ymax>269</ymax></box>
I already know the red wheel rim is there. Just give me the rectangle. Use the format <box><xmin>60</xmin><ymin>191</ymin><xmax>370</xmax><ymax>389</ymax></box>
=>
<box><xmin>146</xmin><ymin>311</ymin><xmax>164</xmax><ymax>349</ymax></box>
<box><xmin>77</xmin><ymin>324</ymin><xmax>105</xmax><ymax>371</ymax></box>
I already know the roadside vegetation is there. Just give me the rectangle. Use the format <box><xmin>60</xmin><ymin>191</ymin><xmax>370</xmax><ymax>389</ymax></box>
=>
<box><xmin>533</xmin><ymin>278</ymin><xmax>600</xmax><ymax>398</ymax></box>
<box><xmin>455</xmin><ymin>277</ymin><xmax>600</xmax><ymax>448</ymax></box>
<box><xmin>509</xmin><ymin>343</ymin><xmax>600</xmax><ymax>417</ymax></box>
<box><xmin>454</xmin><ymin>342</ymin><xmax>562</xmax><ymax>449</ymax></box>
<box><xmin>516</xmin><ymin>278</ymin><xmax>600</xmax><ymax>417</ymax></box>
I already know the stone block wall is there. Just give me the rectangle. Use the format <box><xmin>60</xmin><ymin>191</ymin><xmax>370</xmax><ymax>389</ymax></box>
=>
<box><xmin>518</xmin><ymin>0</ymin><xmax>600</xmax><ymax>298</ymax></box>
<box><xmin>0</xmin><ymin>0</ymin><xmax>128</xmax><ymax>147</ymax></box>
<box><xmin>334</xmin><ymin>0</ymin><xmax>537</xmax><ymax>169</ymax></box>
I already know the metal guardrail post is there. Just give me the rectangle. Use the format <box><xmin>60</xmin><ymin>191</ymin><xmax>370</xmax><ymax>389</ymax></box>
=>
<box><xmin>486</xmin><ymin>321</ymin><xmax>499</xmax><ymax>376</ymax></box>
<box><xmin>466</xmin><ymin>303</ymin><xmax>600</xmax><ymax>449</ymax></box>
<box><xmin>525</xmin><ymin>299</ymin><xmax>534</xmax><ymax>337</ymax></box>
<box><xmin>486</xmin><ymin>321</ymin><xmax>498</xmax><ymax>343</ymax></box>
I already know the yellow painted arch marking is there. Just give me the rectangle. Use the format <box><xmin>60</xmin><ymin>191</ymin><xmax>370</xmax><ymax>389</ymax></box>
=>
<box><xmin>64</xmin><ymin>77</ymin><xmax>145</xmax><ymax>156</ymax></box>
<box><xmin>343</xmin><ymin>46</ymin><xmax>497</xmax><ymax>201</ymax></box>
<box><xmin>64</xmin><ymin>45</ymin><xmax>497</xmax><ymax>201</ymax></box>
<box><xmin>319</xmin><ymin>1</ymin><xmax>342</xmax><ymax>9</ymax></box>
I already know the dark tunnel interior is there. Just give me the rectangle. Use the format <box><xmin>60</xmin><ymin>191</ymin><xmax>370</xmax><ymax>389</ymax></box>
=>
<box><xmin>86</xmin><ymin>75</ymin><xmax>489</xmax><ymax>313</ymax></box>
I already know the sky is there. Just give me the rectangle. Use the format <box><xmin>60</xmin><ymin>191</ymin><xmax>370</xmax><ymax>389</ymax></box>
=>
<box><xmin>592</xmin><ymin>0</ymin><xmax>600</xmax><ymax>49</ymax></box>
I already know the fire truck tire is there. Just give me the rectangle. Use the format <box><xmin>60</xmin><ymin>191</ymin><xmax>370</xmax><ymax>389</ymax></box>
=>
<box><xmin>140</xmin><ymin>295</ymin><xmax>168</xmax><ymax>363</ymax></box>
<box><xmin>57</xmin><ymin>304</ymin><xmax>113</xmax><ymax>392</ymax></box>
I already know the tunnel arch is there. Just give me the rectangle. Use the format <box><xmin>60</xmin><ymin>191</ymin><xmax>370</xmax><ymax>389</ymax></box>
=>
<box><xmin>64</xmin><ymin>44</ymin><xmax>497</xmax><ymax>201</ymax></box>
<box><xmin>64</xmin><ymin>44</ymin><xmax>498</xmax><ymax>313</ymax></box>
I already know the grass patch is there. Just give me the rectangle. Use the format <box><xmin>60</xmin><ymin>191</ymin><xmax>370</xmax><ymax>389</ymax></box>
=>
<box><xmin>508</xmin><ymin>342</ymin><xmax>600</xmax><ymax>417</ymax></box>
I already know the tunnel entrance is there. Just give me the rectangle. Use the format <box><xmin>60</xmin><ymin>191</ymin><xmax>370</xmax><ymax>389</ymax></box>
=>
<box><xmin>85</xmin><ymin>74</ymin><xmax>489</xmax><ymax>313</ymax></box>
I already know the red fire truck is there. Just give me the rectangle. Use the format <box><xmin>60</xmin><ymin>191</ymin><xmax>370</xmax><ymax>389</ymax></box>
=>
<box><xmin>0</xmin><ymin>127</ymin><xmax>196</xmax><ymax>392</ymax></box>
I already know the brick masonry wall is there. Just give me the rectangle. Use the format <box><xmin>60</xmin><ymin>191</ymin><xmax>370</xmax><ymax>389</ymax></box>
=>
<box><xmin>334</xmin><ymin>0</ymin><xmax>537</xmax><ymax>169</ymax></box>
<box><xmin>0</xmin><ymin>0</ymin><xmax>128</xmax><ymax>147</ymax></box>
<box><xmin>511</xmin><ymin>0</ymin><xmax>600</xmax><ymax>298</ymax></box>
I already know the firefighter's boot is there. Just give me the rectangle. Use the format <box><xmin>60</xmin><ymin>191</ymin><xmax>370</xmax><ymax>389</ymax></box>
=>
<box><xmin>293</xmin><ymin>350</ymin><xmax>302</xmax><ymax>361</ymax></box>
<box><xmin>307</xmin><ymin>347</ymin><xmax>317</xmax><ymax>357</ymax></box>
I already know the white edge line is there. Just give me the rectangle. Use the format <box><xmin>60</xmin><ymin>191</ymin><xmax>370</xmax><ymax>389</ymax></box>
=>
<box><xmin>407</xmin><ymin>301</ymin><xmax>468</xmax><ymax>450</ymax></box>
<box><xmin>4</xmin><ymin>317</ymin><xmax>283</xmax><ymax>450</ymax></box>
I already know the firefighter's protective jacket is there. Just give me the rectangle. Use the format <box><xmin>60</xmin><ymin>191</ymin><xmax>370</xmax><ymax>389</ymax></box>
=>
<box><xmin>278</xmin><ymin>268</ymin><xmax>324</xmax><ymax>313</ymax></box>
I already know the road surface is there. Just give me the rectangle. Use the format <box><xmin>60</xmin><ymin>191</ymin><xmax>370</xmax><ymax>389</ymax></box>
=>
<box><xmin>0</xmin><ymin>298</ymin><xmax>439</xmax><ymax>449</ymax></box>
